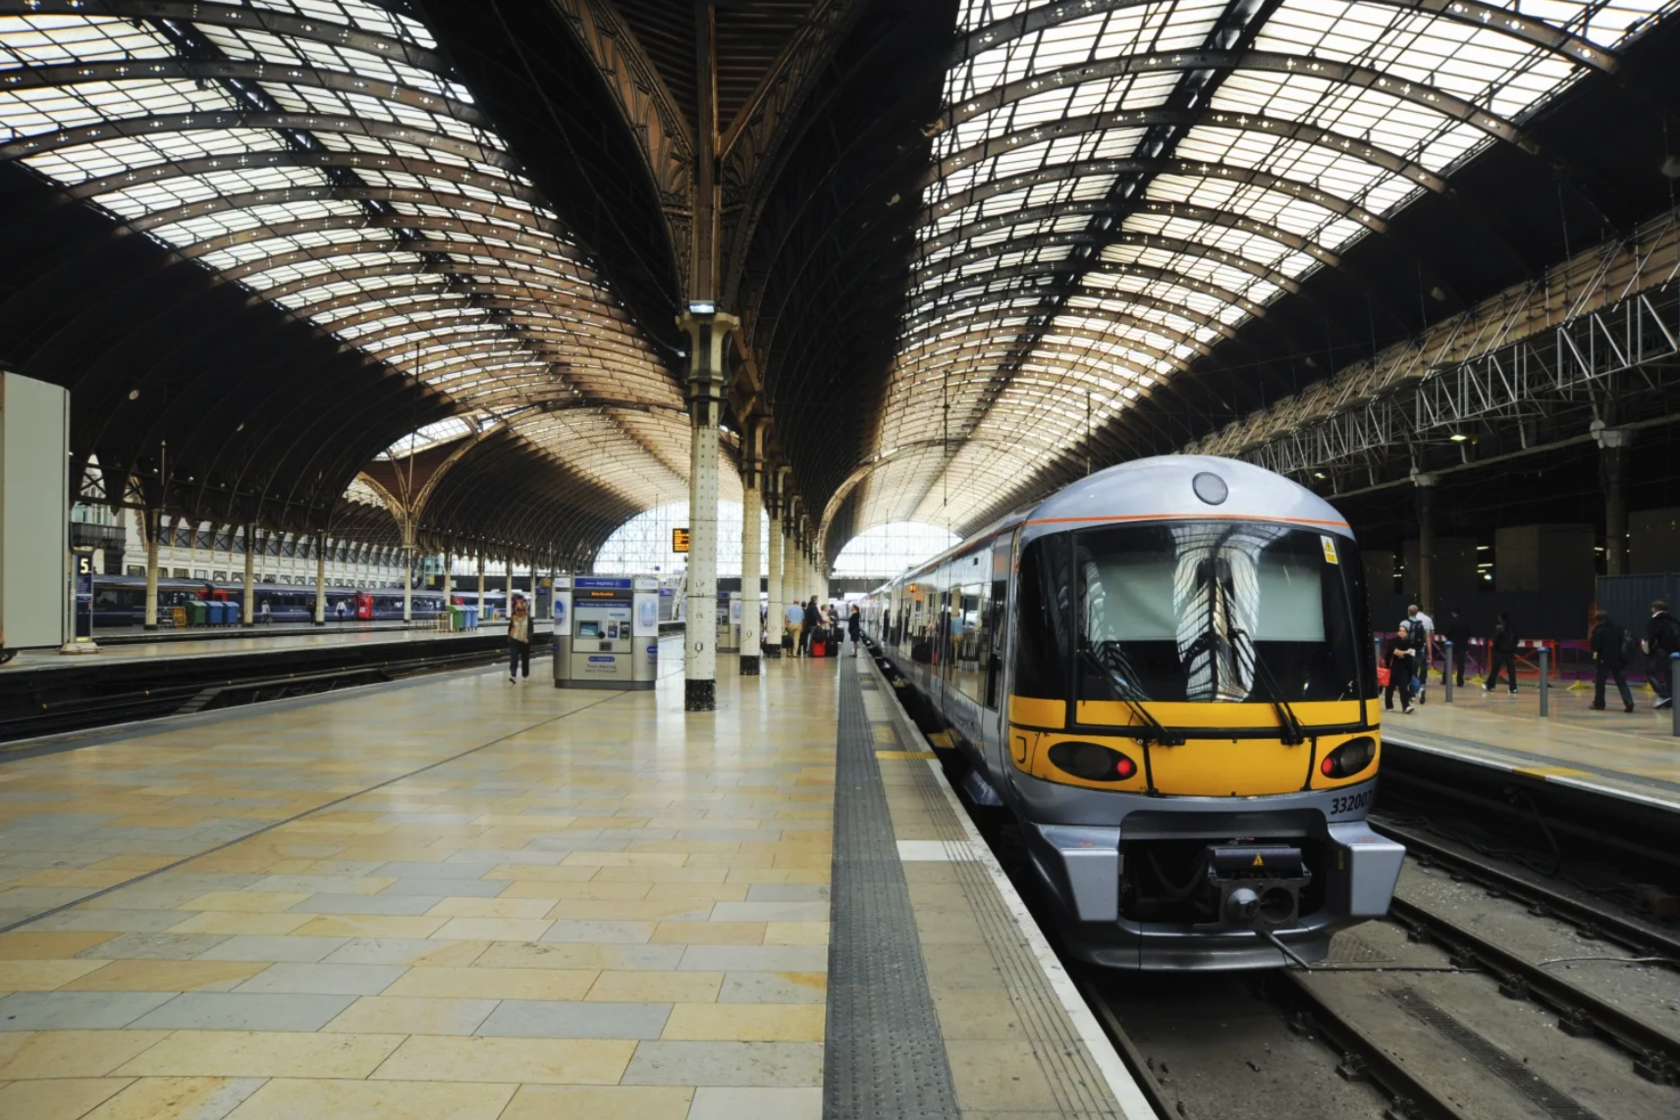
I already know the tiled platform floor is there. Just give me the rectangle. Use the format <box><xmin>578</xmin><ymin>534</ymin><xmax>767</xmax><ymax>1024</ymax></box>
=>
<box><xmin>0</xmin><ymin>652</ymin><xmax>834</xmax><ymax>1119</ymax></box>
<box><xmin>1387</xmin><ymin>673</ymin><xmax>1680</xmax><ymax>809</ymax></box>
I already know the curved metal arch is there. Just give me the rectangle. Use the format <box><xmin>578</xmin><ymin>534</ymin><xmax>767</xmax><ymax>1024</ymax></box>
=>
<box><xmin>123</xmin><ymin>182</ymin><xmax>557</xmax><ymax>242</ymax></box>
<box><xmin>928</xmin><ymin>156</ymin><xmax>1386</xmax><ymax>232</ymax></box>
<box><xmin>302</xmin><ymin>285</ymin><xmax>641</xmax><ymax>340</ymax></box>
<box><xmin>898</xmin><ymin>336</ymin><xmax>1171</xmax><ymax>392</ymax></box>
<box><xmin>915</xmin><ymin>229</ymin><xmax>1302</xmax><ymax>297</ymax></box>
<box><xmin>348</xmin><ymin>322</ymin><xmax>673</xmax><ymax>387</ymax></box>
<box><xmin>898</xmin><ymin>318</ymin><xmax>1204</xmax><ymax>376</ymax></box>
<box><xmin>926</xmin><ymin>106</ymin><xmax>1448</xmax><ymax>196</ymax></box>
<box><xmin>951</xmin><ymin>0</ymin><xmax>1615</xmax><ymax>75</ymax></box>
<box><xmin>919</xmin><ymin>197</ymin><xmax>1341</xmax><ymax>268</ymax></box>
<box><xmin>1</xmin><ymin>110</ymin><xmax>506</xmax><ymax>172</ymax></box>
<box><xmin>58</xmin><ymin>149</ymin><xmax>537</xmax><ymax>209</ymax></box>
<box><xmin>177</xmin><ymin>212</ymin><xmax>575</xmax><ymax>266</ymax></box>
<box><xmin>8</xmin><ymin>0</ymin><xmax>453</xmax><ymax>73</ymax></box>
<box><xmin>315</xmin><ymin>292</ymin><xmax>648</xmax><ymax>352</ymax></box>
<box><xmin>219</xmin><ymin>236</ymin><xmax>568</xmax><ymax>285</ymax></box>
<box><xmin>948</xmin><ymin>49</ymin><xmax>1532</xmax><ymax>151</ymax></box>
<box><xmin>262</xmin><ymin>261</ymin><xmax>630</xmax><ymax>314</ymax></box>
<box><xmin>5</xmin><ymin>57</ymin><xmax>481</xmax><ymax>124</ymax></box>
<box><xmin>896</xmin><ymin>304</ymin><xmax>1215</xmax><ymax>362</ymax></box>
<box><xmin>903</xmin><ymin>284</ymin><xmax>1239</xmax><ymax>340</ymax></box>
<box><xmin>912</xmin><ymin>257</ymin><xmax>1270</xmax><ymax>322</ymax></box>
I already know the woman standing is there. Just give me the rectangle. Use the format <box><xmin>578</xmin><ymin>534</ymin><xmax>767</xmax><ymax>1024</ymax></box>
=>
<box><xmin>1384</xmin><ymin>625</ymin><xmax>1416</xmax><ymax>714</ymax></box>
<box><xmin>847</xmin><ymin>603</ymin><xmax>862</xmax><ymax>658</ymax></box>
<box><xmin>507</xmin><ymin>595</ymin><xmax>531</xmax><ymax>683</ymax></box>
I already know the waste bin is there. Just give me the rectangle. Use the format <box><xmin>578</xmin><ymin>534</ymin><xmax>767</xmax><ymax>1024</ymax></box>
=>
<box><xmin>463</xmin><ymin>606</ymin><xmax>478</xmax><ymax>630</ymax></box>
<box><xmin>447</xmin><ymin>605</ymin><xmax>464</xmax><ymax>632</ymax></box>
<box><xmin>206</xmin><ymin>601</ymin><xmax>226</xmax><ymax>626</ymax></box>
<box><xmin>186</xmin><ymin>600</ymin><xmax>209</xmax><ymax>627</ymax></box>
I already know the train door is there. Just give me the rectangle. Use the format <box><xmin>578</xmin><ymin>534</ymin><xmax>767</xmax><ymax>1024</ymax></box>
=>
<box><xmin>356</xmin><ymin>593</ymin><xmax>373</xmax><ymax>620</ymax></box>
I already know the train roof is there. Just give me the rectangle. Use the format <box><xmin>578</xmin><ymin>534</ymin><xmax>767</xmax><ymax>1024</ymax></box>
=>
<box><xmin>871</xmin><ymin>455</ymin><xmax>1353</xmax><ymax>594</ymax></box>
<box><xmin>1023</xmin><ymin>455</ymin><xmax>1353</xmax><ymax>538</ymax></box>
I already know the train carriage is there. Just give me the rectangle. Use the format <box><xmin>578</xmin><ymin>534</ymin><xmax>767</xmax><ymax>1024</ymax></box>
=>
<box><xmin>867</xmin><ymin>455</ymin><xmax>1406</xmax><ymax>970</ymax></box>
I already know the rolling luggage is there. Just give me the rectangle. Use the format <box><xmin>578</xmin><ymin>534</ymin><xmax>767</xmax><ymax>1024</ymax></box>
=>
<box><xmin>811</xmin><ymin>638</ymin><xmax>827</xmax><ymax>657</ymax></box>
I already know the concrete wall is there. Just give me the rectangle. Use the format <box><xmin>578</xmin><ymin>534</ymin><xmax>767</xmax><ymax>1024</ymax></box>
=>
<box><xmin>1494</xmin><ymin>524</ymin><xmax>1595</xmax><ymax>597</ymax></box>
<box><xmin>1630</xmin><ymin>507</ymin><xmax>1680</xmax><ymax>573</ymax></box>
<box><xmin>0</xmin><ymin>373</ymin><xmax>69</xmax><ymax>649</ymax></box>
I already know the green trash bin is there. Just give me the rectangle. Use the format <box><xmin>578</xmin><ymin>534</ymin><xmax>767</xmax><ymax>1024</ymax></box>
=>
<box><xmin>186</xmin><ymin>599</ymin><xmax>209</xmax><ymax>627</ymax></box>
<box><xmin>448</xmin><ymin>605</ymin><xmax>464</xmax><ymax>632</ymax></box>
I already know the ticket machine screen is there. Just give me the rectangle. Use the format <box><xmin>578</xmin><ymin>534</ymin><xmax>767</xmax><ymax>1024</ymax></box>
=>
<box><xmin>579</xmin><ymin>621</ymin><xmax>599</xmax><ymax>638</ymax></box>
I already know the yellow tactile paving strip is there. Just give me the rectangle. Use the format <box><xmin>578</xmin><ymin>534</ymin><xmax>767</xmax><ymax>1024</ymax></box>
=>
<box><xmin>0</xmin><ymin>650</ymin><xmax>835</xmax><ymax>1120</ymax></box>
<box><xmin>1391</xmin><ymin>681</ymin><xmax>1680</xmax><ymax>802</ymax></box>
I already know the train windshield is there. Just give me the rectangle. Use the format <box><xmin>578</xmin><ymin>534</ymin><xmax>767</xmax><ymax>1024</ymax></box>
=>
<box><xmin>1013</xmin><ymin>522</ymin><xmax>1370</xmax><ymax>713</ymax></box>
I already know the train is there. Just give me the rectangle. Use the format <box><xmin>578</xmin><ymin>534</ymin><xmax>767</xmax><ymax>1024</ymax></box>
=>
<box><xmin>864</xmin><ymin>455</ymin><xmax>1406</xmax><ymax>970</ymax></box>
<box><xmin>87</xmin><ymin>575</ymin><xmax>507</xmax><ymax>627</ymax></box>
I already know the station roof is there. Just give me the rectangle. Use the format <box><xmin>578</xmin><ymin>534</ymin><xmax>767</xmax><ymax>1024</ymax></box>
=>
<box><xmin>3</xmin><ymin>0</ymin><xmax>1678</xmax><ymax>562</ymax></box>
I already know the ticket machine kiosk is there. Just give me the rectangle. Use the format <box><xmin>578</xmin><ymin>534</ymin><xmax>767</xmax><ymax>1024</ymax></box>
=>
<box><xmin>554</xmin><ymin>575</ymin><xmax>658</xmax><ymax>689</ymax></box>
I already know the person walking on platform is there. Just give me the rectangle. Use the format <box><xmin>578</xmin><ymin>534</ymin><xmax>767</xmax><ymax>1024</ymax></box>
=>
<box><xmin>1384</xmin><ymin>627</ymin><xmax>1416</xmax><ymax>714</ymax></box>
<box><xmin>848</xmin><ymin>603</ymin><xmax>862</xmax><ymax>658</ymax></box>
<box><xmin>1406</xmin><ymin>604</ymin><xmax>1435</xmax><ymax>703</ymax></box>
<box><xmin>1589</xmin><ymin>609</ymin><xmax>1635</xmax><ymax>713</ymax></box>
<box><xmin>1445</xmin><ymin>607</ymin><xmax>1470</xmax><ymax>686</ymax></box>
<box><xmin>784</xmin><ymin>599</ymin><xmax>804</xmax><ymax>657</ymax></box>
<box><xmin>1645</xmin><ymin>600</ymin><xmax>1680</xmax><ymax>710</ymax></box>
<box><xmin>1483</xmin><ymin>612</ymin><xmax>1518</xmax><ymax>694</ymax></box>
<box><xmin>506</xmin><ymin>594</ymin><xmax>531</xmax><ymax>683</ymax></box>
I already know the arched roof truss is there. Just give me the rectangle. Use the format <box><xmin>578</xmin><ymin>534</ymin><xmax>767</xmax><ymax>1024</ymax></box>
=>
<box><xmin>850</xmin><ymin>0</ymin><xmax>1673</xmax><ymax>540</ymax></box>
<box><xmin>0</xmin><ymin>0</ymin><xmax>688</xmax><ymax>534</ymax></box>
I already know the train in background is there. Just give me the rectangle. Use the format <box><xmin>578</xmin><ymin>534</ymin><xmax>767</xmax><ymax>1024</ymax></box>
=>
<box><xmin>863</xmin><ymin>455</ymin><xmax>1405</xmax><ymax>970</ymax></box>
<box><xmin>86</xmin><ymin>575</ymin><xmax>503</xmax><ymax>627</ymax></box>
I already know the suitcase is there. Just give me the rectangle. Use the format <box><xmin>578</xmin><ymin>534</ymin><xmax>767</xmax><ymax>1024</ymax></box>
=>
<box><xmin>811</xmin><ymin>640</ymin><xmax>826</xmax><ymax>657</ymax></box>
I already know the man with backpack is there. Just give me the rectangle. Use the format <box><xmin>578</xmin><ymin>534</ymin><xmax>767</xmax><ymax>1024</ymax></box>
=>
<box><xmin>1645</xmin><ymin>600</ymin><xmax>1680</xmax><ymax>710</ymax></box>
<box><xmin>1483</xmin><ymin>612</ymin><xmax>1518</xmax><ymax>694</ymax></box>
<box><xmin>1589</xmin><ymin>610</ymin><xmax>1635</xmax><ymax>713</ymax></box>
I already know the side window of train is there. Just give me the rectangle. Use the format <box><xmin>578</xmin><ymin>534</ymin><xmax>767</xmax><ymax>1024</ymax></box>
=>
<box><xmin>1012</xmin><ymin>534</ymin><xmax>1073</xmax><ymax>702</ymax></box>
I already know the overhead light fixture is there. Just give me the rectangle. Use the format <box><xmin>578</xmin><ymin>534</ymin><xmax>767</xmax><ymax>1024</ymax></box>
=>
<box><xmin>687</xmin><ymin>301</ymin><xmax>716</xmax><ymax>315</ymax></box>
<box><xmin>1312</xmin><ymin>471</ymin><xmax>1326</xmax><ymax>480</ymax></box>
<box><xmin>1449</xmin><ymin>433</ymin><xmax>1468</xmax><ymax>442</ymax></box>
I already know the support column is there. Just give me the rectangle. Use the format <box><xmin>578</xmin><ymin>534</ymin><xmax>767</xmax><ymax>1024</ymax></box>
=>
<box><xmin>143</xmin><ymin>509</ymin><xmax>160</xmax><ymax>630</ymax></box>
<box><xmin>1413</xmin><ymin>471</ymin><xmax>1436</xmax><ymax>614</ymax></box>
<box><xmin>1600</xmin><ymin>427</ymin><xmax>1632</xmax><ymax>576</ymax></box>
<box><xmin>442</xmin><ymin>549</ymin><xmax>452</xmax><ymax>604</ymax></box>
<box><xmin>313</xmin><ymin>534</ymin><xmax>327</xmax><ymax>625</ymax></box>
<box><xmin>401</xmin><ymin>521</ymin><xmax>414</xmax><ymax>623</ymax></box>
<box><xmin>739</xmin><ymin>421</ymin><xmax>763</xmax><ymax>676</ymax></box>
<box><xmin>242</xmin><ymin>525</ymin><xmax>255</xmax><ymax>625</ymax></box>
<box><xmin>677</xmin><ymin>308</ymin><xmax>736</xmax><ymax>711</ymax></box>
<box><xmin>764</xmin><ymin>473</ymin><xmax>783</xmax><ymax>659</ymax></box>
<box><xmin>477</xmin><ymin>552</ymin><xmax>486</xmax><ymax>616</ymax></box>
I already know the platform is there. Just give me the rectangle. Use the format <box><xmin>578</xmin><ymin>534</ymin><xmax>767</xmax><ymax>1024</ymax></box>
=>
<box><xmin>1382</xmin><ymin>676</ymin><xmax>1680</xmax><ymax>814</ymax></box>
<box><xmin>0</xmin><ymin>643</ymin><xmax>1146</xmax><ymax>1118</ymax></box>
<box><xmin>7</xmin><ymin>621</ymin><xmax>554</xmax><ymax>673</ymax></box>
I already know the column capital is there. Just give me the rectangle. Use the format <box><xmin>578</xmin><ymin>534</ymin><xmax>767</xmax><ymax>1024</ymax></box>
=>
<box><xmin>1591</xmin><ymin>420</ymin><xmax>1634</xmax><ymax>450</ymax></box>
<box><xmin>676</xmin><ymin>308</ymin><xmax>738</xmax><ymax>408</ymax></box>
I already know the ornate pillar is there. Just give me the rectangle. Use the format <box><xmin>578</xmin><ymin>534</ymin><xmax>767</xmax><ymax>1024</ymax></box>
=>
<box><xmin>677</xmin><ymin>307</ymin><xmax>737</xmax><ymax>711</ymax></box>
<box><xmin>739</xmin><ymin>419</ymin><xmax>763</xmax><ymax>676</ymax></box>
<box><xmin>477</xmin><ymin>551</ymin><xmax>486</xmax><ymax>616</ymax></box>
<box><xmin>1599</xmin><ymin>426</ymin><xmax>1633</xmax><ymax>575</ymax></box>
<box><xmin>241</xmin><ymin>524</ymin><xmax>255</xmax><ymax>626</ymax></box>
<box><xmin>401</xmin><ymin>520</ymin><xmax>414</xmax><ymax>623</ymax></box>
<box><xmin>1413</xmin><ymin>471</ymin><xmax>1436</xmax><ymax>615</ymax></box>
<box><xmin>764</xmin><ymin>471</ymin><xmax>783</xmax><ymax>659</ymax></box>
<box><xmin>313</xmin><ymin>534</ymin><xmax>327</xmax><ymax>625</ymax></box>
<box><xmin>143</xmin><ymin>509</ymin><xmax>160</xmax><ymax>630</ymax></box>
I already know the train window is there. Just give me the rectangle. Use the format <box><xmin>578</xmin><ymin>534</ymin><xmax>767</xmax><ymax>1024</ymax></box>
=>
<box><xmin>1012</xmin><ymin>534</ymin><xmax>1073</xmax><ymax>702</ymax></box>
<box><xmin>1073</xmin><ymin>523</ymin><xmax>1367</xmax><ymax>707</ymax></box>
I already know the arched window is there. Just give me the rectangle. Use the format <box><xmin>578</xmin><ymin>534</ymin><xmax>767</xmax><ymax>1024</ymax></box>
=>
<box><xmin>594</xmin><ymin>502</ymin><xmax>770</xmax><ymax>577</ymax></box>
<box><xmin>831</xmin><ymin>522</ymin><xmax>961</xmax><ymax>580</ymax></box>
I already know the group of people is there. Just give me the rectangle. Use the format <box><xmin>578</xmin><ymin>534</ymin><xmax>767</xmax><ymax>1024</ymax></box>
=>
<box><xmin>778</xmin><ymin>597</ymin><xmax>862</xmax><ymax>658</ymax></box>
<box><xmin>1380</xmin><ymin>599</ymin><xmax>1680</xmax><ymax>715</ymax></box>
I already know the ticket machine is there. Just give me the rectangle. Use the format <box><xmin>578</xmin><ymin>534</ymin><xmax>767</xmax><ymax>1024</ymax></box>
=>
<box><xmin>554</xmin><ymin>575</ymin><xmax>658</xmax><ymax>689</ymax></box>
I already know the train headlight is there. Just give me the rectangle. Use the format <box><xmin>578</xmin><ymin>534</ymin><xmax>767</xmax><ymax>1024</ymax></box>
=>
<box><xmin>1048</xmin><ymin>740</ymin><xmax>1137</xmax><ymax>783</ymax></box>
<box><xmin>1320</xmin><ymin>735</ymin><xmax>1377</xmax><ymax>779</ymax></box>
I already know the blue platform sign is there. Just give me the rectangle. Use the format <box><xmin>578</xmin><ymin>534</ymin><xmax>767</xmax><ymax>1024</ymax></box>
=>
<box><xmin>575</xmin><ymin>577</ymin><xmax>631</xmax><ymax>590</ymax></box>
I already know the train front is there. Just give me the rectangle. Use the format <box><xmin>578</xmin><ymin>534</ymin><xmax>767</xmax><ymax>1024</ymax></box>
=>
<box><xmin>1007</xmin><ymin>457</ymin><xmax>1405</xmax><ymax>969</ymax></box>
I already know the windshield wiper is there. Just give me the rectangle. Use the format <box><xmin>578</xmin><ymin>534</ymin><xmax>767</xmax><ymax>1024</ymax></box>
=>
<box><xmin>1079</xmin><ymin>643</ymin><xmax>1185</xmax><ymax>746</ymax></box>
<box><xmin>1231</xmin><ymin>629</ymin><xmax>1306</xmax><ymax>746</ymax></box>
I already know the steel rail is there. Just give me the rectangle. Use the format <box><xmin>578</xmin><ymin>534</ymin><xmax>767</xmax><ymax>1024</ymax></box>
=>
<box><xmin>1387</xmin><ymin>896</ymin><xmax>1680</xmax><ymax>1085</ymax></box>
<box><xmin>1372</xmin><ymin>815</ymin><xmax>1680</xmax><ymax>963</ymax></box>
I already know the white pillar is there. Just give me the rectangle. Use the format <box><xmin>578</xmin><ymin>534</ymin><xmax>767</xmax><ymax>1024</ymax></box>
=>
<box><xmin>739</xmin><ymin>422</ymin><xmax>762</xmax><ymax>676</ymax></box>
<box><xmin>477</xmin><ymin>552</ymin><xmax>485</xmax><ymax>616</ymax></box>
<box><xmin>442</xmin><ymin>550</ymin><xmax>452</xmax><ymax>604</ymax></box>
<box><xmin>242</xmin><ymin>525</ymin><xmax>255</xmax><ymax>625</ymax></box>
<box><xmin>765</xmin><ymin>479</ymin><xmax>783</xmax><ymax>659</ymax></box>
<box><xmin>678</xmin><ymin>309</ymin><xmax>735</xmax><ymax>711</ymax></box>
<box><xmin>779</xmin><ymin>513</ymin><xmax>796</xmax><ymax>648</ymax></box>
<box><xmin>313</xmin><ymin>535</ymin><xmax>326</xmax><ymax>625</ymax></box>
<box><xmin>143</xmin><ymin>510</ymin><xmax>160</xmax><ymax>630</ymax></box>
<box><xmin>401</xmin><ymin>523</ymin><xmax>413</xmax><ymax>623</ymax></box>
